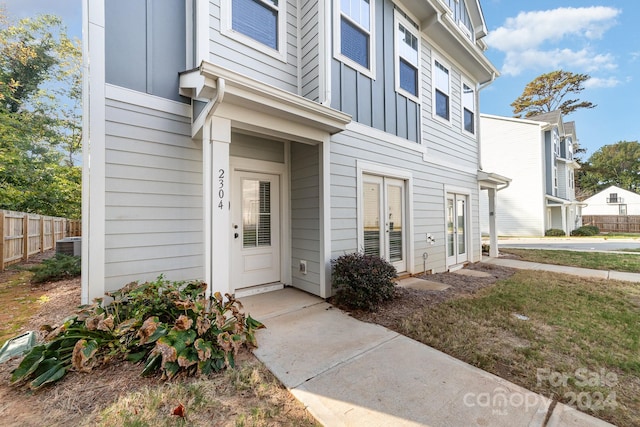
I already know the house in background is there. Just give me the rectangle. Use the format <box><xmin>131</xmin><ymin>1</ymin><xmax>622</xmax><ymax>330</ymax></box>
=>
<box><xmin>82</xmin><ymin>0</ymin><xmax>506</xmax><ymax>303</ymax></box>
<box><xmin>479</xmin><ymin>111</ymin><xmax>582</xmax><ymax>237</ymax></box>
<box><xmin>582</xmin><ymin>185</ymin><xmax>640</xmax><ymax>216</ymax></box>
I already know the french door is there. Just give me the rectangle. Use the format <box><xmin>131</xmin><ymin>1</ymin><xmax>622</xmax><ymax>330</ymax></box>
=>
<box><xmin>231</xmin><ymin>171</ymin><xmax>280</xmax><ymax>289</ymax></box>
<box><xmin>362</xmin><ymin>175</ymin><xmax>406</xmax><ymax>272</ymax></box>
<box><xmin>446</xmin><ymin>193</ymin><xmax>468</xmax><ymax>266</ymax></box>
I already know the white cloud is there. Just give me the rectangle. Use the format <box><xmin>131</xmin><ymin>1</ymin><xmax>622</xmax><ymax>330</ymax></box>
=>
<box><xmin>487</xmin><ymin>6</ymin><xmax>620</xmax><ymax>76</ymax></box>
<box><xmin>583</xmin><ymin>76</ymin><xmax>622</xmax><ymax>89</ymax></box>
<box><xmin>502</xmin><ymin>48</ymin><xmax>616</xmax><ymax>76</ymax></box>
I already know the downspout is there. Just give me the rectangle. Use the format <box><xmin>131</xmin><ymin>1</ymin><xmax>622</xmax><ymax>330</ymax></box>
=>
<box><xmin>320</xmin><ymin>0</ymin><xmax>332</xmax><ymax>106</ymax></box>
<box><xmin>203</xmin><ymin>77</ymin><xmax>226</xmax><ymax>122</ymax></box>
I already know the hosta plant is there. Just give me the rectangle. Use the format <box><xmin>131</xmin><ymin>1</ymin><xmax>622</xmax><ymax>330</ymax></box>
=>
<box><xmin>11</xmin><ymin>276</ymin><xmax>264</xmax><ymax>389</ymax></box>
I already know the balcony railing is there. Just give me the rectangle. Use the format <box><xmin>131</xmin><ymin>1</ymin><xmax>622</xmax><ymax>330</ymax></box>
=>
<box><xmin>606</xmin><ymin>197</ymin><xmax>624</xmax><ymax>203</ymax></box>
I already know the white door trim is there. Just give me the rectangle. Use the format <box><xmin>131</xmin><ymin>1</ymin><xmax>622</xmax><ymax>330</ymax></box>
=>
<box><xmin>356</xmin><ymin>160</ymin><xmax>414</xmax><ymax>274</ymax></box>
<box><xmin>444</xmin><ymin>187</ymin><xmax>473</xmax><ymax>268</ymax></box>
<box><xmin>230</xmin><ymin>157</ymin><xmax>290</xmax><ymax>290</ymax></box>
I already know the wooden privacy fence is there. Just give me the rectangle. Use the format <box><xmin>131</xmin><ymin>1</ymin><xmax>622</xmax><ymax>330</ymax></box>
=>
<box><xmin>1</xmin><ymin>210</ymin><xmax>81</xmax><ymax>271</ymax></box>
<box><xmin>582</xmin><ymin>215</ymin><xmax>640</xmax><ymax>233</ymax></box>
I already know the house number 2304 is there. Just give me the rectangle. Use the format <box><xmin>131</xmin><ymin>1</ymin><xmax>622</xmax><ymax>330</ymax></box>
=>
<box><xmin>217</xmin><ymin>169</ymin><xmax>225</xmax><ymax>209</ymax></box>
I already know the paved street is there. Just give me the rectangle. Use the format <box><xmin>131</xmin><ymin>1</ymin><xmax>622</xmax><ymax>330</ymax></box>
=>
<box><xmin>495</xmin><ymin>237</ymin><xmax>640</xmax><ymax>252</ymax></box>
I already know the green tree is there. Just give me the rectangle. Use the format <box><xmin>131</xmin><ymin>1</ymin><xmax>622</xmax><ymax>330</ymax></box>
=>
<box><xmin>578</xmin><ymin>141</ymin><xmax>640</xmax><ymax>196</ymax></box>
<box><xmin>511</xmin><ymin>70</ymin><xmax>596</xmax><ymax>118</ymax></box>
<box><xmin>0</xmin><ymin>10</ymin><xmax>81</xmax><ymax>218</ymax></box>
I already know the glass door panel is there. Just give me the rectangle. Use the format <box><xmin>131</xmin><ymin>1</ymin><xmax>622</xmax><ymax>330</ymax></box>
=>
<box><xmin>363</xmin><ymin>180</ymin><xmax>382</xmax><ymax>257</ymax></box>
<box><xmin>457</xmin><ymin>198</ymin><xmax>466</xmax><ymax>256</ymax></box>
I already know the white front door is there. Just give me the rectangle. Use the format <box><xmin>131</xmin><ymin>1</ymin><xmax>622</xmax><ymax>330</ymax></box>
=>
<box><xmin>446</xmin><ymin>194</ymin><xmax>468</xmax><ymax>266</ymax></box>
<box><xmin>232</xmin><ymin>171</ymin><xmax>280</xmax><ymax>289</ymax></box>
<box><xmin>362</xmin><ymin>175</ymin><xmax>407</xmax><ymax>272</ymax></box>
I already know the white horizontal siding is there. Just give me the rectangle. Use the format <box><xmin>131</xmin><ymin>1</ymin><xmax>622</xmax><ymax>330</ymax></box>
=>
<box><xmin>480</xmin><ymin>116</ymin><xmax>546</xmax><ymax>236</ymax></box>
<box><xmin>104</xmin><ymin>96</ymin><xmax>203</xmax><ymax>292</ymax></box>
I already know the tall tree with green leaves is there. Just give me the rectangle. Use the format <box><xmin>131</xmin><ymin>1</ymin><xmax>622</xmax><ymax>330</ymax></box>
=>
<box><xmin>0</xmin><ymin>9</ymin><xmax>81</xmax><ymax>218</ymax></box>
<box><xmin>578</xmin><ymin>141</ymin><xmax>640</xmax><ymax>197</ymax></box>
<box><xmin>511</xmin><ymin>70</ymin><xmax>596</xmax><ymax>119</ymax></box>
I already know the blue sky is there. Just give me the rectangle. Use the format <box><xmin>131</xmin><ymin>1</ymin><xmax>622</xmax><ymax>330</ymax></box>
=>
<box><xmin>3</xmin><ymin>0</ymin><xmax>636</xmax><ymax>158</ymax></box>
<box><xmin>480</xmin><ymin>0</ymin><xmax>640</xmax><ymax>158</ymax></box>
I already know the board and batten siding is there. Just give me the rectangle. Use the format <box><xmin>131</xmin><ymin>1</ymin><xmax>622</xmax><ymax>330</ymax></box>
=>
<box><xmin>300</xmin><ymin>1</ymin><xmax>320</xmax><ymax>101</ymax></box>
<box><xmin>104</xmin><ymin>96</ymin><xmax>203</xmax><ymax>292</ymax></box>
<box><xmin>105</xmin><ymin>0</ymin><xmax>188</xmax><ymax>103</ymax></box>
<box><xmin>330</xmin><ymin>0</ymin><xmax>420</xmax><ymax>143</ymax></box>
<box><xmin>209</xmin><ymin>0</ymin><xmax>299</xmax><ymax>94</ymax></box>
<box><xmin>479</xmin><ymin>116</ymin><xmax>546</xmax><ymax>236</ymax></box>
<box><xmin>290</xmin><ymin>143</ymin><xmax>322</xmax><ymax>294</ymax></box>
<box><xmin>330</xmin><ymin>129</ymin><xmax>481</xmax><ymax>274</ymax></box>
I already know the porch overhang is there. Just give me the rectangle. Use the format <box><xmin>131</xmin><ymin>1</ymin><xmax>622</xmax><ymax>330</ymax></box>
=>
<box><xmin>180</xmin><ymin>62</ymin><xmax>351</xmax><ymax>143</ymax></box>
<box><xmin>545</xmin><ymin>195</ymin><xmax>570</xmax><ymax>206</ymax></box>
<box><xmin>478</xmin><ymin>171</ymin><xmax>511</xmax><ymax>190</ymax></box>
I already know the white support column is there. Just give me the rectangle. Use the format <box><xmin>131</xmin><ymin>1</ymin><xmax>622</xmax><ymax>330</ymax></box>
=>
<box><xmin>488</xmin><ymin>187</ymin><xmax>499</xmax><ymax>258</ymax></box>
<box><xmin>319</xmin><ymin>137</ymin><xmax>332</xmax><ymax>298</ymax></box>
<box><xmin>209</xmin><ymin>116</ymin><xmax>232</xmax><ymax>296</ymax></box>
<box><xmin>561</xmin><ymin>205</ymin><xmax>567</xmax><ymax>235</ymax></box>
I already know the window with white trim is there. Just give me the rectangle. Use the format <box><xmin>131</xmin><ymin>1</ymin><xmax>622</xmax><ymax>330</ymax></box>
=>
<box><xmin>222</xmin><ymin>0</ymin><xmax>286</xmax><ymax>60</ymax></box>
<box><xmin>462</xmin><ymin>82</ymin><xmax>475</xmax><ymax>134</ymax></box>
<box><xmin>394</xmin><ymin>12</ymin><xmax>420</xmax><ymax>101</ymax></box>
<box><xmin>335</xmin><ymin>0</ymin><xmax>374</xmax><ymax>77</ymax></box>
<box><xmin>433</xmin><ymin>59</ymin><xmax>450</xmax><ymax>121</ymax></box>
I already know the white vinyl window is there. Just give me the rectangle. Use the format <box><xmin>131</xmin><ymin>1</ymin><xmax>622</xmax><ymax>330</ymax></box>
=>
<box><xmin>394</xmin><ymin>11</ymin><xmax>420</xmax><ymax>101</ymax></box>
<box><xmin>221</xmin><ymin>0</ymin><xmax>287</xmax><ymax>61</ymax></box>
<box><xmin>462</xmin><ymin>81</ymin><xmax>475</xmax><ymax>134</ymax></box>
<box><xmin>433</xmin><ymin>58</ymin><xmax>450</xmax><ymax>122</ymax></box>
<box><xmin>334</xmin><ymin>0</ymin><xmax>375</xmax><ymax>78</ymax></box>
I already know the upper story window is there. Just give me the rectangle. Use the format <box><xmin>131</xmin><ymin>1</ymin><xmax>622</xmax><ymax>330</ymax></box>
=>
<box><xmin>462</xmin><ymin>82</ymin><xmax>475</xmax><ymax>134</ymax></box>
<box><xmin>222</xmin><ymin>0</ymin><xmax>286</xmax><ymax>61</ymax></box>
<box><xmin>446</xmin><ymin>0</ymin><xmax>474</xmax><ymax>40</ymax></box>
<box><xmin>433</xmin><ymin>59</ymin><xmax>450</xmax><ymax>122</ymax></box>
<box><xmin>395</xmin><ymin>12</ymin><xmax>420</xmax><ymax>101</ymax></box>
<box><xmin>335</xmin><ymin>0</ymin><xmax>375</xmax><ymax>78</ymax></box>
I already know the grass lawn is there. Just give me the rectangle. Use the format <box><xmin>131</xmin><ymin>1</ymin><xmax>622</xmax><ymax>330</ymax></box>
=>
<box><xmin>399</xmin><ymin>270</ymin><xmax>640</xmax><ymax>426</ymax></box>
<box><xmin>500</xmin><ymin>248</ymin><xmax>640</xmax><ymax>273</ymax></box>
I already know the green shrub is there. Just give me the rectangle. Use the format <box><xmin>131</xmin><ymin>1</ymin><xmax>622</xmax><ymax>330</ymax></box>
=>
<box><xmin>545</xmin><ymin>229</ymin><xmax>566</xmax><ymax>237</ymax></box>
<box><xmin>332</xmin><ymin>252</ymin><xmax>397</xmax><ymax>311</ymax></box>
<box><xmin>30</xmin><ymin>253</ymin><xmax>81</xmax><ymax>283</ymax></box>
<box><xmin>571</xmin><ymin>225</ymin><xmax>600</xmax><ymax>236</ymax></box>
<box><xmin>10</xmin><ymin>276</ymin><xmax>264</xmax><ymax>389</ymax></box>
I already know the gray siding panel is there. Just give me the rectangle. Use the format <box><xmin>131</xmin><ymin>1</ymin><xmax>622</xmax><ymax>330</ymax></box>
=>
<box><xmin>300</xmin><ymin>1</ymin><xmax>320</xmax><ymax>101</ymax></box>
<box><xmin>331</xmin><ymin>0</ymin><xmax>419</xmax><ymax>143</ymax></box>
<box><xmin>230</xmin><ymin>133</ymin><xmax>285</xmax><ymax>163</ymax></box>
<box><xmin>105</xmin><ymin>0</ymin><xmax>187</xmax><ymax>103</ymax></box>
<box><xmin>104</xmin><ymin>97</ymin><xmax>203</xmax><ymax>292</ymax></box>
<box><xmin>209</xmin><ymin>0</ymin><xmax>298</xmax><ymax>94</ymax></box>
<box><xmin>330</xmin><ymin>129</ymin><xmax>481</xmax><ymax>273</ymax></box>
<box><xmin>290</xmin><ymin>143</ymin><xmax>321</xmax><ymax>294</ymax></box>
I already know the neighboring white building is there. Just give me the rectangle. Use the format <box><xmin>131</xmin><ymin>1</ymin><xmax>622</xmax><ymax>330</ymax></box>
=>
<box><xmin>479</xmin><ymin>111</ymin><xmax>582</xmax><ymax>237</ymax></box>
<box><xmin>582</xmin><ymin>185</ymin><xmax>640</xmax><ymax>216</ymax></box>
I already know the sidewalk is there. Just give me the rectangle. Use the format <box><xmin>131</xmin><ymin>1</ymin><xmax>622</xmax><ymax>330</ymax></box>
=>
<box><xmin>482</xmin><ymin>256</ymin><xmax>640</xmax><ymax>283</ymax></box>
<box><xmin>242</xmin><ymin>287</ymin><xmax>613</xmax><ymax>427</ymax></box>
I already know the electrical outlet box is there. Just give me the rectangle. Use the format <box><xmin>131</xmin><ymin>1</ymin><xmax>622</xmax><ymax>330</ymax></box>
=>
<box><xmin>299</xmin><ymin>260</ymin><xmax>307</xmax><ymax>274</ymax></box>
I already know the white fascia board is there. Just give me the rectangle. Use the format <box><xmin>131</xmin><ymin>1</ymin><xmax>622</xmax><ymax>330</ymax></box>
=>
<box><xmin>199</xmin><ymin>62</ymin><xmax>351</xmax><ymax>134</ymax></box>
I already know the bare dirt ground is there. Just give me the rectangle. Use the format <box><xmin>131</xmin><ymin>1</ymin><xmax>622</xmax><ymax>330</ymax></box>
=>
<box><xmin>338</xmin><ymin>262</ymin><xmax>517</xmax><ymax>330</ymax></box>
<box><xmin>0</xmin><ymin>254</ymin><xmax>315</xmax><ymax>427</ymax></box>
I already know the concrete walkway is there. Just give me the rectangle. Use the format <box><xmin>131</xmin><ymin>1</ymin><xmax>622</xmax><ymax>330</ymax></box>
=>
<box><xmin>483</xmin><ymin>256</ymin><xmax>640</xmax><ymax>283</ymax></box>
<box><xmin>242</xmin><ymin>287</ymin><xmax>614</xmax><ymax>427</ymax></box>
